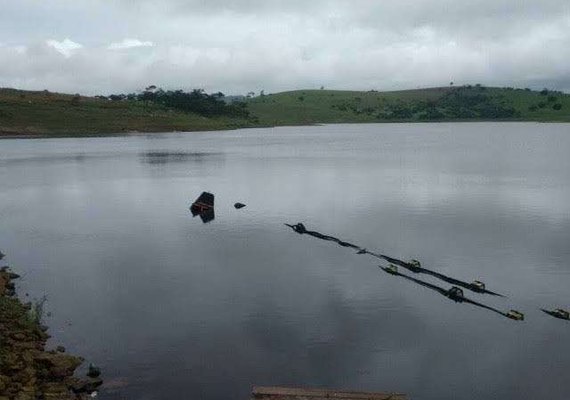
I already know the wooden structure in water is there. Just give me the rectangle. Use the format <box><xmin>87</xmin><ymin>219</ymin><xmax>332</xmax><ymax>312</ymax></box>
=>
<box><xmin>251</xmin><ymin>386</ymin><xmax>407</xmax><ymax>400</ymax></box>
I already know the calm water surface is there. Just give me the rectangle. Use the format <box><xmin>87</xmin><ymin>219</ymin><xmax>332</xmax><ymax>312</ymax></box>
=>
<box><xmin>1</xmin><ymin>123</ymin><xmax>569</xmax><ymax>400</ymax></box>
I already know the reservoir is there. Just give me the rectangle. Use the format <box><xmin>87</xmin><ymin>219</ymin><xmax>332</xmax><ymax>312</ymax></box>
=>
<box><xmin>1</xmin><ymin>122</ymin><xmax>569</xmax><ymax>399</ymax></box>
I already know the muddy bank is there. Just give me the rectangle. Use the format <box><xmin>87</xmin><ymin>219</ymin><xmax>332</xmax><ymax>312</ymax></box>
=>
<box><xmin>0</xmin><ymin>265</ymin><xmax>102</xmax><ymax>400</ymax></box>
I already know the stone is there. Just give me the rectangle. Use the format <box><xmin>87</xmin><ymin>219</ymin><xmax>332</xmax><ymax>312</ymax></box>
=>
<box><xmin>87</xmin><ymin>364</ymin><xmax>101</xmax><ymax>378</ymax></box>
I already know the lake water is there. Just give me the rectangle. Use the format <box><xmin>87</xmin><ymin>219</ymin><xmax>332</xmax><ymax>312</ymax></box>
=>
<box><xmin>1</xmin><ymin>123</ymin><xmax>570</xmax><ymax>400</ymax></box>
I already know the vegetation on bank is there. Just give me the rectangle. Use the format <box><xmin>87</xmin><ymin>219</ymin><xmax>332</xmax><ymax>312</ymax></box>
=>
<box><xmin>0</xmin><ymin>88</ymin><xmax>253</xmax><ymax>137</ymax></box>
<box><xmin>0</xmin><ymin>85</ymin><xmax>569</xmax><ymax>137</ymax></box>
<box><xmin>247</xmin><ymin>85</ymin><xmax>570</xmax><ymax>125</ymax></box>
<box><xmin>105</xmin><ymin>86</ymin><xmax>251</xmax><ymax>119</ymax></box>
<box><xmin>0</xmin><ymin>265</ymin><xmax>102</xmax><ymax>399</ymax></box>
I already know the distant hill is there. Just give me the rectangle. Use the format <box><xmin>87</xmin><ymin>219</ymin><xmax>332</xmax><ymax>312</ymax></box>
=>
<box><xmin>247</xmin><ymin>86</ymin><xmax>570</xmax><ymax>126</ymax></box>
<box><xmin>1</xmin><ymin>86</ymin><xmax>569</xmax><ymax>137</ymax></box>
<box><xmin>0</xmin><ymin>88</ymin><xmax>251</xmax><ymax>137</ymax></box>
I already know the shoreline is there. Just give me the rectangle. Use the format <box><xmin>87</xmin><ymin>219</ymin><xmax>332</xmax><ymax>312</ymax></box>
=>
<box><xmin>1</xmin><ymin>119</ymin><xmax>567</xmax><ymax>140</ymax></box>
<box><xmin>0</xmin><ymin>263</ymin><xmax>102</xmax><ymax>399</ymax></box>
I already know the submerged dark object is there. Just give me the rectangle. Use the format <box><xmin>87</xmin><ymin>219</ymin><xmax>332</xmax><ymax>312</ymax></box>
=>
<box><xmin>380</xmin><ymin>265</ymin><xmax>517</xmax><ymax>320</ymax></box>
<box><xmin>190</xmin><ymin>192</ymin><xmax>215</xmax><ymax>223</ymax></box>
<box><xmin>87</xmin><ymin>363</ymin><xmax>101</xmax><ymax>378</ymax></box>
<box><xmin>286</xmin><ymin>223</ymin><xmax>307</xmax><ymax>234</ymax></box>
<box><xmin>234</xmin><ymin>202</ymin><xmax>246</xmax><ymax>209</ymax></box>
<box><xmin>541</xmin><ymin>308</ymin><xmax>570</xmax><ymax>320</ymax></box>
<box><xmin>0</xmin><ymin>251</ymin><xmax>4</xmax><ymax>260</ymax></box>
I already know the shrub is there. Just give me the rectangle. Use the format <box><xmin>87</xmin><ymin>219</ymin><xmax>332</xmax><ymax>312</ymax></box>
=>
<box><xmin>27</xmin><ymin>296</ymin><xmax>47</xmax><ymax>325</ymax></box>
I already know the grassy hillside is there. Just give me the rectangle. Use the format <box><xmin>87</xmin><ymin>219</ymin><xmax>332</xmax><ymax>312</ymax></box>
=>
<box><xmin>1</xmin><ymin>86</ymin><xmax>569</xmax><ymax>137</ymax></box>
<box><xmin>0</xmin><ymin>88</ymin><xmax>251</xmax><ymax>137</ymax></box>
<box><xmin>247</xmin><ymin>86</ymin><xmax>570</xmax><ymax>125</ymax></box>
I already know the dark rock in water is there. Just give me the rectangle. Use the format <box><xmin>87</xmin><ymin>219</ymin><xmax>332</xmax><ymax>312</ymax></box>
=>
<box><xmin>87</xmin><ymin>363</ymin><xmax>102</xmax><ymax>378</ymax></box>
<box><xmin>0</xmin><ymin>251</ymin><xmax>5</xmax><ymax>260</ymax></box>
<box><xmin>234</xmin><ymin>202</ymin><xmax>246</xmax><ymax>209</ymax></box>
<box><xmin>56</xmin><ymin>345</ymin><xmax>66</xmax><ymax>353</ymax></box>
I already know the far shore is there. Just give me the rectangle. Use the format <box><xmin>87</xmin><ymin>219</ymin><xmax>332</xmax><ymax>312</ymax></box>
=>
<box><xmin>2</xmin><ymin>119</ymin><xmax>568</xmax><ymax>140</ymax></box>
<box><xmin>1</xmin><ymin>85</ymin><xmax>568</xmax><ymax>139</ymax></box>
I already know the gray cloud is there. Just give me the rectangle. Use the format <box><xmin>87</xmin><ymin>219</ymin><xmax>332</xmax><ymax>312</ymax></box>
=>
<box><xmin>0</xmin><ymin>0</ymin><xmax>569</xmax><ymax>95</ymax></box>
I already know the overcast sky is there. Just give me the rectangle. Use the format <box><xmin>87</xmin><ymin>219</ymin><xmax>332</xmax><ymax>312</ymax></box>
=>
<box><xmin>0</xmin><ymin>0</ymin><xmax>569</xmax><ymax>95</ymax></box>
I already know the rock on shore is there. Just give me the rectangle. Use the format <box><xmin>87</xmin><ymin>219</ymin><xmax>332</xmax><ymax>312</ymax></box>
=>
<box><xmin>0</xmin><ymin>266</ymin><xmax>102</xmax><ymax>399</ymax></box>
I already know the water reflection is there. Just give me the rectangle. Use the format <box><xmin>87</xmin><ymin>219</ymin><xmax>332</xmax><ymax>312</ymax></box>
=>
<box><xmin>138</xmin><ymin>151</ymin><xmax>222</xmax><ymax>164</ymax></box>
<box><xmin>0</xmin><ymin>153</ymin><xmax>89</xmax><ymax>165</ymax></box>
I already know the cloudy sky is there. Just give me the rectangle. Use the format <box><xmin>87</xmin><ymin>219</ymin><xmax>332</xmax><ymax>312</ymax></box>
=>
<box><xmin>0</xmin><ymin>0</ymin><xmax>569</xmax><ymax>95</ymax></box>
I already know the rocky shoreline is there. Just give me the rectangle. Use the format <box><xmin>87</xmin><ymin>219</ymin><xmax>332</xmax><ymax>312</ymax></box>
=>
<box><xmin>0</xmin><ymin>263</ymin><xmax>102</xmax><ymax>400</ymax></box>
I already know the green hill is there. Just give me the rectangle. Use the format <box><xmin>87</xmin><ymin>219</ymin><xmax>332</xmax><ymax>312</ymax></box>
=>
<box><xmin>1</xmin><ymin>86</ymin><xmax>569</xmax><ymax>137</ymax></box>
<box><xmin>247</xmin><ymin>86</ymin><xmax>570</xmax><ymax>126</ymax></box>
<box><xmin>0</xmin><ymin>88</ymin><xmax>250</xmax><ymax>137</ymax></box>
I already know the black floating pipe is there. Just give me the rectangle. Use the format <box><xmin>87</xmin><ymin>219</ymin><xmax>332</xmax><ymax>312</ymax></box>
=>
<box><xmin>285</xmin><ymin>222</ymin><xmax>504</xmax><ymax>297</ymax></box>
<box><xmin>380</xmin><ymin>266</ymin><xmax>511</xmax><ymax>319</ymax></box>
<box><xmin>367</xmin><ymin>251</ymin><xmax>504</xmax><ymax>297</ymax></box>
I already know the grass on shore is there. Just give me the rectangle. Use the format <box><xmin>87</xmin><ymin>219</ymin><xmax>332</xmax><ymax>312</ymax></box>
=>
<box><xmin>0</xmin><ymin>88</ymin><xmax>250</xmax><ymax>137</ymax></box>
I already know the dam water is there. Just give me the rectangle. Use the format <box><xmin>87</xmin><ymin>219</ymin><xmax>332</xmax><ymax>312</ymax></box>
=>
<box><xmin>1</xmin><ymin>123</ymin><xmax>569</xmax><ymax>399</ymax></box>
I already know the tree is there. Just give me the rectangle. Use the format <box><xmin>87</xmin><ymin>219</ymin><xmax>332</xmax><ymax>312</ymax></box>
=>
<box><xmin>109</xmin><ymin>94</ymin><xmax>126</xmax><ymax>101</ymax></box>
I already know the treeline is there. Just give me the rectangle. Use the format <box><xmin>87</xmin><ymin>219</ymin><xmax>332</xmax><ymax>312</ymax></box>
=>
<box><xmin>99</xmin><ymin>86</ymin><xmax>251</xmax><ymax>119</ymax></box>
<box><xmin>528</xmin><ymin>88</ymin><xmax>564</xmax><ymax>111</ymax></box>
<box><xmin>331</xmin><ymin>85</ymin><xmax>526</xmax><ymax>121</ymax></box>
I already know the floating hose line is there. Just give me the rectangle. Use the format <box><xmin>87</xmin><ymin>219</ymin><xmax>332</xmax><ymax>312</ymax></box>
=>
<box><xmin>285</xmin><ymin>222</ymin><xmax>505</xmax><ymax>297</ymax></box>
<box><xmin>380</xmin><ymin>266</ymin><xmax>513</xmax><ymax>319</ymax></box>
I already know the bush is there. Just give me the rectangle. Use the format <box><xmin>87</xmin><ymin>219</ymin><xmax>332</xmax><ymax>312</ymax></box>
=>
<box><xmin>553</xmin><ymin>103</ymin><xmax>562</xmax><ymax>110</ymax></box>
<box><xmin>27</xmin><ymin>296</ymin><xmax>47</xmax><ymax>324</ymax></box>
